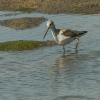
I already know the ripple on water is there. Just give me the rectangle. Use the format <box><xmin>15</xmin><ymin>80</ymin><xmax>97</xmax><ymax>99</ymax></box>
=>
<box><xmin>0</xmin><ymin>12</ymin><xmax>100</xmax><ymax>100</ymax></box>
<box><xmin>50</xmin><ymin>52</ymin><xmax>100</xmax><ymax>100</ymax></box>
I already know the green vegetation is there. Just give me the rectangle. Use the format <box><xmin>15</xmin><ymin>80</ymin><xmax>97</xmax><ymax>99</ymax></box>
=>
<box><xmin>0</xmin><ymin>17</ymin><xmax>46</xmax><ymax>30</ymax></box>
<box><xmin>0</xmin><ymin>40</ymin><xmax>56</xmax><ymax>51</ymax></box>
<box><xmin>0</xmin><ymin>0</ymin><xmax>100</xmax><ymax>14</ymax></box>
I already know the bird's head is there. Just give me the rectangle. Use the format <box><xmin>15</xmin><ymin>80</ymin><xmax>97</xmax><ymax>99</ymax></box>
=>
<box><xmin>43</xmin><ymin>20</ymin><xmax>54</xmax><ymax>39</ymax></box>
<box><xmin>47</xmin><ymin>20</ymin><xmax>54</xmax><ymax>28</ymax></box>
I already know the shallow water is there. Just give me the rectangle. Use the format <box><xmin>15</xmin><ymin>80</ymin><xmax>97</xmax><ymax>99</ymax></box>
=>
<box><xmin>0</xmin><ymin>11</ymin><xmax>100</xmax><ymax>100</ymax></box>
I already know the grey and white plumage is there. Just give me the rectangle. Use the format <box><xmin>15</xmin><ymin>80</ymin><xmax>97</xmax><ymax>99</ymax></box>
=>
<box><xmin>43</xmin><ymin>20</ymin><xmax>88</xmax><ymax>53</ymax></box>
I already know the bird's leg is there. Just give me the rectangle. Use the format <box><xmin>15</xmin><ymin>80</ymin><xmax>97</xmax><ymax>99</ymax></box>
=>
<box><xmin>63</xmin><ymin>45</ymin><xmax>65</xmax><ymax>55</ymax></box>
<box><xmin>75</xmin><ymin>37</ymin><xmax>80</xmax><ymax>53</ymax></box>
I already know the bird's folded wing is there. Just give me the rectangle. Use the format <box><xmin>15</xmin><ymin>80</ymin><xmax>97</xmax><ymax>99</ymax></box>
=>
<box><xmin>60</xmin><ymin>29</ymin><xmax>82</xmax><ymax>37</ymax></box>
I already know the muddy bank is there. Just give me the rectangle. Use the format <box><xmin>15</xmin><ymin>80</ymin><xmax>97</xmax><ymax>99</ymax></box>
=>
<box><xmin>0</xmin><ymin>0</ymin><xmax>100</xmax><ymax>14</ymax></box>
<box><xmin>0</xmin><ymin>40</ymin><xmax>56</xmax><ymax>51</ymax></box>
<box><xmin>0</xmin><ymin>17</ymin><xmax>46</xmax><ymax>30</ymax></box>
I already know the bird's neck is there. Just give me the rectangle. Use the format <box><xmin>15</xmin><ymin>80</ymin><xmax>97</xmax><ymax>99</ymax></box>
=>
<box><xmin>50</xmin><ymin>25</ymin><xmax>57</xmax><ymax>34</ymax></box>
<box><xmin>50</xmin><ymin>25</ymin><xmax>58</xmax><ymax>42</ymax></box>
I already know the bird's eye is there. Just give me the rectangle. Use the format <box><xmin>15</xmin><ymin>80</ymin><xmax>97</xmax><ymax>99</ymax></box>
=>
<box><xmin>49</xmin><ymin>23</ymin><xmax>52</xmax><ymax>26</ymax></box>
<box><xmin>50</xmin><ymin>22</ymin><xmax>53</xmax><ymax>26</ymax></box>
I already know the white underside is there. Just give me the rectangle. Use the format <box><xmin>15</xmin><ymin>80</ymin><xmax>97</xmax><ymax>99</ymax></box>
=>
<box><xmin>51</xmin><ymin>31</ymin><xmax>75</xmax><ymax>45</ymax></box>
<box><xmin>57</xmin><ymin>34</ymin><xmax>75</xmax><ymax>45</ymax></box>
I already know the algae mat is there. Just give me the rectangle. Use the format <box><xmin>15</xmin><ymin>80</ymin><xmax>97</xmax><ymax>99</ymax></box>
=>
<box><xmin>0</xmin><ymin>40</ymin><xmax>56</xmax><ymax>51</ymax></box>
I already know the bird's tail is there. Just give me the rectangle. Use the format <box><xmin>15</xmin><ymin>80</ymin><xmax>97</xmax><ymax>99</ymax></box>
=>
<box><xmin>78</xmin><ymin>31</ymin><xmax>88</xmax><ymax>36</ymax></box>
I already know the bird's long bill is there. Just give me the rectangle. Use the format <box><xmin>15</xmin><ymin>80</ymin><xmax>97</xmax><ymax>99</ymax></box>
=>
<box><xmin>43</xmin><ymin>27</ymin><xmax>50</xmax><ymax>39</ymax></box>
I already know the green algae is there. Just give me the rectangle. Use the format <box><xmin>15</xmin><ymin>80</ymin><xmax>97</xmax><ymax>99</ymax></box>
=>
<box><xmin>0</xmin><ymin>40</ymin><xmax>56</xmax><ymax>51</ymax></box>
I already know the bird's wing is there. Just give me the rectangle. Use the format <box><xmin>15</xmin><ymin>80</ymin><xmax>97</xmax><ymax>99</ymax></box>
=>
<box><xmin>59</xmin><ymin>29</ymin><xmax>77</xmax><ymax>37</ymax></box>
<box><xmin>60</xmin><ymin>29</ymin><xmax>87</xmax><ymax>37</ymax></box>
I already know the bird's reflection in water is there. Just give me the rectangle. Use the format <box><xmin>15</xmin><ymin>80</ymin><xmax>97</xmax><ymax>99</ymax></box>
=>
<box><xmin>49</xmin><ymin>53</ymin><xmax>95</xmax><ymax>100</ymax></box>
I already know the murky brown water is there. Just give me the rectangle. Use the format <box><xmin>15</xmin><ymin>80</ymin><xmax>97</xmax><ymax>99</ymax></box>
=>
<box><xmin>0</xmin><ymin>11</ymin><xmax>100</xmax><ymax>100</ymax></box>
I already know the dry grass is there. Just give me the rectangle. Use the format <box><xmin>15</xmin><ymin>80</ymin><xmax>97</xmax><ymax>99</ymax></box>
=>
<box><xmin>0</xmin><ymin>0</ymin><xmax>100</xmax><ymax>14</ymax></box>
<box><xmin>0</xmin><ymin>17</ymin><xmax>46</xmax><ymax>29</ymax></box>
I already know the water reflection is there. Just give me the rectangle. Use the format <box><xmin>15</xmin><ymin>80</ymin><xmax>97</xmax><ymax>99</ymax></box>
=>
<box><xmin>0</xmin><ymin>11</ymin><xmax>100</xmax><ymax>100</ymax></box>
<box><xmin>50</xmin><ymin>53</ymin><xmax>98</xmax><ymax>100</ymax></box>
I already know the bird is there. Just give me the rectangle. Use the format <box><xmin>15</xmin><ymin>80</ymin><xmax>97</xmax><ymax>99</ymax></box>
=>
<box><xmin>43</xmin><ymin>20</ymin><xmax>88</xmax><ymax>54</ymax></box>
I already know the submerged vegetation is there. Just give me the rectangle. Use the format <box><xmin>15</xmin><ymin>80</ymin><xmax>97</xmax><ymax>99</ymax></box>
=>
<box><xmin>0</xmin><ymin>17</ymin><xmax>46</xmax><ymax>30</ymax></box>
<box><xmin>0</xmin><ymin>0</ymin><xmax>100</xmax><ymax>14</ymax></box>
<box><xmin>0</xmin><ymin>40</ymin><xmax>56</xmax><ymax>51</ymax></box>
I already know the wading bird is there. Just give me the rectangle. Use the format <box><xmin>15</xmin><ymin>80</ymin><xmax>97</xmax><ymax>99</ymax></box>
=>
<box><xmin>43</xmin><ymin>20</ymin><xmax>87</xmax><ymax>54</ymax></box>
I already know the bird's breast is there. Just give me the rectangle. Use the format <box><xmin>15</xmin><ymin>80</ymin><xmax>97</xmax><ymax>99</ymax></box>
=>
<box><xmin>57</xmin><ymin>34</ymin><xmax>75</xmax><ymax>45</ymax></box>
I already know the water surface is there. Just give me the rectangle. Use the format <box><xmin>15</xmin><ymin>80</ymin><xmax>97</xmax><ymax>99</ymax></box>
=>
<box><xmin>0</xmin><ymin>11</ymin><xmax>100</xmax><ymax>100</ymax></box>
